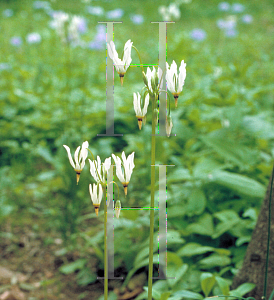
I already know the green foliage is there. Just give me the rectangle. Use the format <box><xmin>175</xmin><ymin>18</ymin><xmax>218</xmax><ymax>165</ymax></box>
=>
<box><xmin>0</xmin><ymin>0</ymin><xmax>273</xmax><ymax>298</ymax></box>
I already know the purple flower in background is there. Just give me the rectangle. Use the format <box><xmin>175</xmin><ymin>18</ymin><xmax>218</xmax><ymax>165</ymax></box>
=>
<box><xmin>242</xmin><ymin>14</ymin><xmax>253</xmax><ymax>23</ymax></box>
<box><xmin>87</xmin><ymin>6</ymin><xmax>104</xmax><ymax>16</ymax></box>
<box><xmin>130</xmin><ymin>14</ymin><xmax>144</xmax><ymax>24</ymax></box>
<box><xmin>10</xmin><ymin>36</ymin><xmax>22</xmax><ymax>46</ymax></box>
<box><xmin>3</xmin><ymin>9</ymin><xmax>13</xmax><ymax>17</ymax></box>
<box><xmin>26</xmin><ymin>32</ymin><xmax>41</xmax><ymax>44</ymax></box>
<box><xmin>217</xmin><ymin>18</ymin><xmax>236</xmax><ymax>29</ymax></box>
<box><xmin>224</xmin><ymin>28</ymin><xmax>238</xmax><ymax>37</ymax></box>
<box><xmin>88</xmin><ymin>40</ymin><xmax>104</xmax><ymax>50</ymax></box>
<box><xmin>190</xmin><ymin>29</ymin><xmax>207</xmax><ymax>41</ymax></box>
<box><xmin>231</xmin><ymin>3</ymin><xmax>245</xmax><ymax>13</ymax></box>
<box><xmin>218</xmin><ymin>2</ymin><xmax>230</xmax><ymax>11</ymax></box>
<box><xmin>88</xmin><ymin>24</ymin><xmax>106</xmax><ymax>50</ymax></box>
<box><xmin>106</xmin><ymin>9</ymin><xmax>124</xmax><ymax>19</ymax></box>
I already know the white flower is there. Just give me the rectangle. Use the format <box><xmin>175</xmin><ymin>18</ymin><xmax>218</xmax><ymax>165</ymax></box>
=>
<box><xmin>63</xmin><ymin>141</ymin><xmax>89</xmax><ymax>184</ymax></box>
<box><xmin>49</xmin><ymin>11</ymin><xmax>69</xmax><ymax>43</ymax></box>
<box><xmin>89</xmin><ymin>156</ymin><xmax>111</xmax><ymax>184</ymax></box>
<box><xmin>26</xmin><ymin>32</ymin><xmax>41</xmax><ymax>44</ymax></box>
<box><xmin>144</xmin><ymin>66</ymin><xmax>163</xmax><ymax>95</ymax></box>
<box><xmin>158</xmin><ymin>4</ymin><xmax>181</xmax><ymax>21</ymax></box>
<box><xmin>166</xmin><ymin>60</ymin><xmax>186</xmax><ymax>107</ymax></box>
<box><xmin>107</xmin><ymin>39</ymin><xmax>133</xmax><ymax>85</ymax></box>
<box><xmin>133</xmin><ymin>92</ymin><xmax>149</xmax><ymax>130</ymax></box>
<box><xmin>68</xmin><ymin>16</ymin><xmax>87</xmax><ymax>45</ymax></box>
<box><xmin>89</xmin><ymin>183</ymin><xmax>103</xmax><ymax>216</ymax></box>
<box><xmin>166</xmin><ymin>116</ymin><xmax>173</xmax><ymax>137</ymax></box>
<box><xmin>112</xmin><ymin>151</ymin><xmax>135</xmax><ymax>195</ymax></box>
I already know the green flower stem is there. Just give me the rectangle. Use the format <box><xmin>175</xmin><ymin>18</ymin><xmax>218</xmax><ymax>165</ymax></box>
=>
<box><xmin>148</xmin><ymin>94</ymin><xmax>156</xmax><ymax>300</ymax></box>
<box><xmin>103</xmin><ymin>186</ymin><xmax>108</xmax><ymax>300</ymax></box>
<box><xmin>132</xmin><ymin>45</ymin><xmax>145</xmax><ymax>74</ymax></box>
<box><xmin>263</xmin><ymin>164</ymin><xmax>274</xmax><ymax>299</ymax></box>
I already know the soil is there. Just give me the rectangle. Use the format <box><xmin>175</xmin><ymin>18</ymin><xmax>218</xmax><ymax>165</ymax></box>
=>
<box><xmin>0</xmin><ymin>215</ymin><xmax>144</xmax><ymax>300</ymax></box>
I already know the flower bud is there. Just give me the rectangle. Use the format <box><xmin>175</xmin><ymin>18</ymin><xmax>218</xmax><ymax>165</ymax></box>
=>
<box><xmin>115</xmin><ymin>200</ymin><xmax>121</xmax><ymax>219</ymax></box>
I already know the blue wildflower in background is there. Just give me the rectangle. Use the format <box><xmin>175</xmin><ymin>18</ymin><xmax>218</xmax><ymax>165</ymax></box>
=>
<box><xmin>231</xmin><ymin>3</ymin><xmax>245</xmax><ymax>13</ymax></box>
<box><xmin>86</xmin><ymin>6</ymin><xmax>104</xmax><ymax>16</ymax></box>
<box><xmin>26</xmin><ymin>33</ymin><xmax>41</xmax><ymax>44</ymax></box>
<box><xmin>242</xmin><ymin>14</ymin><xmax>253</xmax><ymax>23</ymax></box>
<box><xmin>190</xmin><ymin>29</ymin><xmax>207</xmax><ymax>41</ymax></box>
<box><xmin>88</xmin><ymin>24</ymin><xmax>105</xmax><ymax>50</ymax></box>
<box><xmin>130</xmin><ymin>14</ymin><xmax>144</xmax><ymax>24</ymax></box>
<box><xmin>10</xmin><ymin>37</ymin><xmax>22</xmax><ymax>47</ymax></box>
<box><xmin>218</xmin><ymin>2</ymin><xmax>230</xmax><ymax>11</ymax></box>
<box><xmin>3</xmin><ymin>9</ymin><xmax>13</xmax><ymax>17</ymax></box>
<box><xmin>106</xmin><ymin>9</ymin><xmax>124</xmax><ymax>19</ymax></box>
<box><xmin>224</xmin><ymin>28</ymin><xmax>238</xmax><ymax>37</ymax></box>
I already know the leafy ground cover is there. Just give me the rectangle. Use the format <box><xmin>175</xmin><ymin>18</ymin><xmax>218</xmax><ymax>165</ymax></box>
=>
<box><xmin>0</xmin><ymin>0</ymin><xmax>274</xmax><ymax>299</ymax></box>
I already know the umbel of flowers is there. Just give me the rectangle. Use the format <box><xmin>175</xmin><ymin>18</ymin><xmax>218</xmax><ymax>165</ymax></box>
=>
<box><xmin>63</xmin><ymin>141</ymin><xmax>135</xmax><ymax>217</ymax></box>
<box><xmin>107</xmin><ymin>39</ymin><xmax>186</xmax><ymax>135</ymax></box>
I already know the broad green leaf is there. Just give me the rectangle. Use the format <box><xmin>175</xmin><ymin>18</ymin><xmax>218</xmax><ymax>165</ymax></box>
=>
<box><xmin>215</xmin><ymin>276</ymin><xmax>230</xmax><ymax>295</ymax></box>
<box><xmin>168</xmin><ymin>168</ymin><xmax>192</xmax><ymax>183</ymax></box>
<box><xmin>170</xmin><ymin>290</ymin><xmax>204</xmax><ymax>300</ymax></box>
<box><xmin>211</xmin><ymin>170</ymin><xmax>266</xmax><ymax>198</ymax></box>
<box><xmin>177</xmin><ymin>243</ymin><xmax>215</xmax><ymax>257</ymax></box>
<box><xmin>187</xmin><ymin>213</ymin><xmax>214</xmax><ymax>236</ymax></box>
<box><xmin>160</xmin><ymin>292</ymin><xmax>172</xmax><ymax>300</ymax></box>
<box><xmin>199</xmin><ymin>254</ymin><xmax>231</xmax><ymax>269</ymax></box>
<box><xmin>167</xmin><ymin>263</ymin><xmax>188</xmax><ymax>288</ymax></box>
<box><xmin>186</xmin><ymin>188</ymin><xmax>207</xmax><ymax>216</ymax></box>
<box><xmin>229</xmin><ymin>282</ymin><xmax>256</xmax><ymax>297</ymax></box>
<box><xmin>201</xmin><ymin>273</ymin><xmax>216</xmax><ymax>297</ymax></box>
<box><xmin>59</xmin><ymin>258</ymin><xmax>87</xmax><ymax>275</ymax></box>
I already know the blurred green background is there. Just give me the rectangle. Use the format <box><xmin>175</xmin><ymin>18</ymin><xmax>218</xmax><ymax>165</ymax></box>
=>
<box><xmin>0</xmin><ymin>0</ymin><xmax>274</xmax><ymax>299</ymax></box>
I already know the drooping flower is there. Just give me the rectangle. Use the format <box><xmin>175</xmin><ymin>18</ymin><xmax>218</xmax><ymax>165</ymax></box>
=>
<box><xmin>166</xmin><ymin>60</ymin><xmax>186</xmax><ymax>107</ymax></box>
<box><xmin>63</xmin><ymin>141</ymin><xmax>89</xmax><ymax>184</ymax></box>
<box><xmin>158</xmin><ymin>4</ymin><xmax>181</xmax><ymax>21</ymax></box>
<box><xmin>112</xmin><ymin>151</ymin><xmax>135</xmax><ymax>196</ymax></box>
<box><xmin>166</xmin><ymin>115</ymin><xmax>173</xmax><ymax>137</ymax></box>
<box><xmin>107</xmin><ymin>39</ymin><xmax>133</xmax><ymax>86</ymax></box>
<box><xmin>68</xmin><ymin>16</ymin><xmax>87</xmax><ymax>45</ymax></box>
<box><xmin>133</xmin><ymin>92</ymin><xmax>149</xmax><ymax>130</ymax></box>
<box><xmin>89</xmin><ymin>156</ymin><xmax>111</xmax><ymax>184</ymax></box>
<box><xmin>89</xmin><ymin>183</ymin><xmax>103</xmax><ymax>216</ymax></box>
<box><xmin>143</xmin><ymin>66</ymin><xmax>163</xmax><ymax>96</ymax></box>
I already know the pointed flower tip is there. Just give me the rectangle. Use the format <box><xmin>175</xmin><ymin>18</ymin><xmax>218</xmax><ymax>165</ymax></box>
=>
<box><xmin>138</xmin><ymin>119</ymin><xmax>142</xmax><ymax>130</ymax></box>
<box><xmin>76</xmin><ymin>172</ymin><xmax>80</xmax><ymax>184</ymax></box>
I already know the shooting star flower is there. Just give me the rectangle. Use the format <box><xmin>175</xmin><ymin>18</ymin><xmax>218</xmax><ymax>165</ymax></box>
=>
<box><xmin>89</xmin><ymin>183</ymin><xmax>103</xmax><ymax>216</ymax></box>
<box><xmin>107</xmin><ymin>39</ymin><xmax>133</xmax><ymax>86</ymax></box>
<box><xmin>112</xmin><ymin>151</ymin><xmax>135</xmax><ymax>196</ymax></box>
<box><xmin>63</xmin><ymin>141</ymin><xmax>89</xmax><ymax>184</ymax></box>
<box><xmin>166</xmin><ymin>60</ymin><xmax>186</xmax><ymax>107</ymax></box>
<box><xmin>133</xmin><ymin>92</ymin><xmax>149</xmax><ymax>130</ymax></box>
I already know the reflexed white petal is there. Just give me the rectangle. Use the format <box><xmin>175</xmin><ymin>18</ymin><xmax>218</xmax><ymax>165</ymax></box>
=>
<box><xmin>143</xmin><ymin>94</ymin><xmax>149</xmax><ymax>115</ymax></box>
<box><xmin>74</xmin><ymin>146</ymin><xmax>81</xmax><ymax>170</ymax></box>
<box><xmin>79</xmin><ymin>141</ymin><xmax>89</xmax><ymax>169</ymax></box>
<box><xmin>63</xmin><ymin>145</ymin><xmax>76</xmax><ymax>169</ymax></box>
<box><xmin>178</xmin><ymin>60</ymin><xmax>186</xmax><ymax>93</ymax></box>
<box><xmin>123</xmin><ymin>39</ymin><xmax>133</xmax><ymax>67</ymax></box>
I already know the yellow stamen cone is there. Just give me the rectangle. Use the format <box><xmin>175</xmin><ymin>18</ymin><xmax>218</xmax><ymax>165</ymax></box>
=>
<box><xmin>123</xmin><ymin>183</ymin><xmax>128</xmax><ymax>196</ymax></box>
<box><xmin>138</xmin><ymin>118</ymin><xmax>143</xmax><ymax>130</ymax></box>
<box><xmin>93</xmin><ymin>204</ymin><xmax>100</xmax><ymax>216</ymax></box>
<box><xmin>76</xmin><ymin>172</ymin><xmax>81</xmax><ymax>185</ymax></box>
<box><xmin>174</xmin><ymin>95</ymin><xmax>179</xmax><ymax>108</ymax></box>
<box><xmin>119</xmin><ymin>74</ymin><xmax>124</xmax><ymax>86</ymax></box>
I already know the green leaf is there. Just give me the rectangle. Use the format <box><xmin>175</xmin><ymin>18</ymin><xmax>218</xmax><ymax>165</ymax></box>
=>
<box><xmin>187</xmin><ymin>213</ymin><xmax>214</xmax><ymax>236</ymax></box>
<box><xmin>186</xmin><ymin>188</ymin><xmax>207</xmax><ymax>216</ymax></box>
<box><xmin>171</xmin><ymin>290</ymin><xmax>204</xmax><ymax>300</ymax></box>
<box><xmin>98</xmin><ymin>291</ymin><xmax>118</xmax><ymax>300</ymax></box>
<box><xmin>211</xmin><ymin>170</ymin><xmax>266</xmax><ymax>198</ymax></box>
<box><xmin>59</xmin><ymin>258</ymin><xmax>87</xmax><ymax>275</ymax></box>
<box><xmin>160</xmin><ymin>292</ymin><xmax>172</xmax><ymax>300</ymax></box>
<box><xmin>215</xmin><ymin>276</ymin><xmax>230</xmax><ymax>295</ymax></box>
<box><xmin>199</xmin><ymin>254</ymin><xmax>231</xmax><ymax>269</ymax></box>
<box><xmin>177</xmin><ymin>243</ymin><xmax>214</xmax><ymax>257</ymax></box>
<box><xmin>201</xmin><ymin>273</ymin><xmax>216</xmax><ymax>297</ymax></box>
<box><xmin>229</xmin><ymin>282</ymin><xmax>256</xmax><ymax>297</ymax></box>
<box><xmin>167</xmin><ymin>263</ymin><xmax>188</xmax><ymax>288</ymax></box>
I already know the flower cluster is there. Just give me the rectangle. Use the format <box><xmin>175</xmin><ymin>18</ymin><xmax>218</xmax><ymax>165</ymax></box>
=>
<box><xmin>63</xmin><ymin>142</ymin><xmax>134</xmax><ymax>217</ymax></box>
